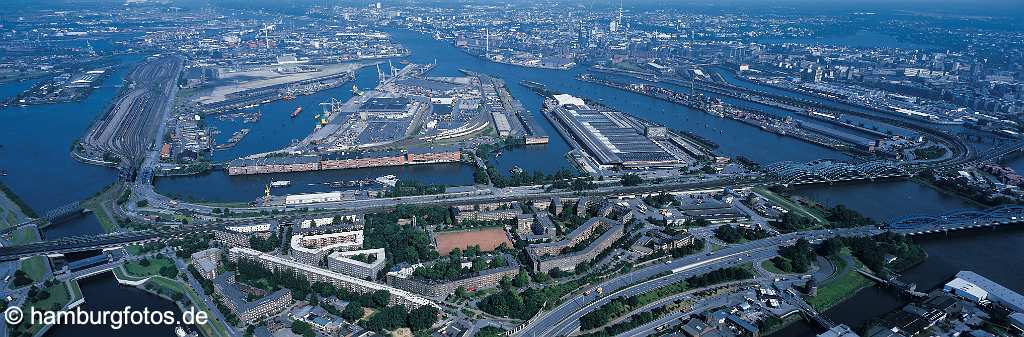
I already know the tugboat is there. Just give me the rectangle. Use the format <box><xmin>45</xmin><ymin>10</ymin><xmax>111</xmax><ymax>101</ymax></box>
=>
<box><xmin>291</xmin><ymin>106</ymin><xmax>302</xmax><ymax>118</ymax></box>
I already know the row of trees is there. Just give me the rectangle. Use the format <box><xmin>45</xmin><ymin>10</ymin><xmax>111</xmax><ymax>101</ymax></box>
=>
<box><xmin>580</xmin><ymin>266</ymin><xmax>753</xmax><ymax>330</ymax></box>
<box><xmin>478</xmin><ymin>272</ymin><xmax>601</xmax><ymax>320</ymax></box>
<box><xmin>383</xmin><ymin>180</ymin><xmax>446</xmax><ymax>197</ymax></box>
<box><xmin>362</xmin><ymin>304</ymin><xmax>440</xmax><ymax>333</ymax></box>
<box><xmin>481</xmin><ymin>167</ymin><xmax>584</xmax><ymax>189</ymax></box>
<box><xmin>643</xmin><ymin>192</ymin><xmax>678</xmax><ymax>208</ymax></box>
<box><xmin>714</xmin><ymin>225</ymin><xmax>770</xmax><ymax>243</ymax></box>
<box><xmin>620</xmin><ymin>173</ymin><xmax>643</xmax><ymax>186</ymax></box>
<box><xmin>412</xmin><ymin>254</ymin><xmax>508</xmax><ymax>281</ymax></box>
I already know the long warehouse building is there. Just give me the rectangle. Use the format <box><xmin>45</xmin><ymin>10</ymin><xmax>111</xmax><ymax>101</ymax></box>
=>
<box><xmin>547</xmin><ymin>94</ymin><xmax>680</xmax><ymax>168</ymax></box>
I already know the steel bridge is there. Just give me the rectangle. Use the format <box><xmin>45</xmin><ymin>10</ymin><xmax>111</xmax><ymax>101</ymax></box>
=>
<box><xmin>886</xmin><ymin>205</ymin><xmax>1024</xmax><ymax>235</ymax></box>
<box><xmin>765</xmin><ymin>160</ymin><xmax>911</xmax><ymax>186</ymax></box>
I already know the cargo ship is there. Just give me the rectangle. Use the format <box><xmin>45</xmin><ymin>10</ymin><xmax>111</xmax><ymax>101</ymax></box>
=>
<box><xmin>290</xmin><ymin>106</ymin><xmax>302</xmax><ymax>118</ymax></box>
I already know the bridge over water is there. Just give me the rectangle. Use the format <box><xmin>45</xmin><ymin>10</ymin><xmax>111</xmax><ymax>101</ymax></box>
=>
<box><xmin>765</xmin><ymin>160</ymin><xmax>911</xmax><ymax>186</ymax></box>
<box><xmin>886</xmin><ymin>204</ymin><xmax>1024</xmax><ymax>235</ymax></box>
<box><xmin>42</xmin><ymin>201</ymin><xmax>84</xmax><ymax>223</ymax></box>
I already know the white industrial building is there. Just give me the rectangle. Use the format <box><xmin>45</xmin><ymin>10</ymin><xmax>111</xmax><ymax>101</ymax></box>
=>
<box><xmin>944</xmin><ymin>270</ymin><xmax>1024</xmax><ymax>313</ymax></box>
<box><xmin>285</xmin><ymin>192</ymin><xmax>342</xmax><ymax>205</ymax></box>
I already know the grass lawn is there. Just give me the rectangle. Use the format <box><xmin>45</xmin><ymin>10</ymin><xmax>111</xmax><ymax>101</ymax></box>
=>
<box><xmin>20</xmin><ymin>256</ymin><xmax>49</xmax><ymax>282</ymax></box>
<box><xmin>123</xmin><ymin>256</ymin><xmax>175</xmax><ymax>278</ymax></box>
<box><xmin>805</xmin><ymin>252</ymin><xmax>874</xmax><ymax>311</ymax></box>
<box><xmin>13</xmin><ymin>282</ymin><xmax>72</xmax><ymax>336</ymax></box>
<box><xmin>67</xmin><ymin>279</ymin><xmax>83</xmax><ymax>302</ymax></box>
<box><xmin>81</xmin><ymin>183</ymin><xmax>123</xmax><ymax>233</ymax></box>
<box><xmin>3</xmin><ymin>210</ymin><xmax>17</xmax><ymax>228</ymax></box>
<box><xmin>710</xmin><ymin>241</ymin><xmax>726</xmax><ymax>252</ymax></box>
<box><xmin>753</xmin><ymin>188</ymin><xmax>829</xmax><ymax>225</ymax></box>
<box><xmin>10</xmin><ymin>227</ymin><xmax>40</xmax><ymax>245</ymax></box>
<box><xmin>146</xmin><ymin>276</ymin><xmax>230</xmax><ymax>337</ymax></box>
<box><xmin>27</xmin><ymin>282</ymin><xmax>69</xmax><ymax>311</ymax></box>
<box><xmin>124</xmin><ymin>245</ymin><xmax>145</xmax><ymax>256</ymax></box>
<box><xmin>113</xmin><ymin>265</ymin><xmax>148</xmax><ymax>282</ymax></box>
<box><xmin>761</xmin><ymin>260</ymin><xmax>789</xmax><ymax>274</ymax></box>
<box><xmin>89</xmin><ymin>206</ymin><xmax>117</xmax><ymax>233</ymax></box>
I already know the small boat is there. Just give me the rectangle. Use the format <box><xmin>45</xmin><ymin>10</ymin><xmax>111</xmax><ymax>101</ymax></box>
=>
<box><xmin>375</xmin><ymin>175</ymin><xmax>398</xmax><ymax>187</ymax></box>
<box><xmin>352</xmin><ymin>84</ymin><xmax>363</xmax><ymax>96</ymax></box>
<box><xmin>291</xmin><ymin>106</ymin><xmax>302</xmax><ymax>118</ymax></box>
<box><xmin>270</xmin><ymin>180</ymin><xmax>291</xmax><ymax>188</ymax></box>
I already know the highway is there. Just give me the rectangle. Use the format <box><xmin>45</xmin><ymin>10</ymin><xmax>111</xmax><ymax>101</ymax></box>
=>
<box><xmin>516</xmin><ymin>227</ymin><xmax>877</xmax><ymax>337</ymax></box>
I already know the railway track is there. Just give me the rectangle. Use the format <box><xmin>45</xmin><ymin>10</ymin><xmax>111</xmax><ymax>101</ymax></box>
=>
<box><xmin>78</xmin><ymin>55</ymin><xmax>183</xmax><ymax>169</ymax></box>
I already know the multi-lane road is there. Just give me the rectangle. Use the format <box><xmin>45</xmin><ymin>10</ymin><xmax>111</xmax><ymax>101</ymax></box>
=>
<box><xmin>515</xmin><ymin>227</ymin><xmax>877</xmax><ymax>337</ymax></box>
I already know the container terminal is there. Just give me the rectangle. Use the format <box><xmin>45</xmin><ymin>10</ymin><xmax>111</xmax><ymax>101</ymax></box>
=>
<box><xmin>213</xmin><ymin>62</ymin><xmax>541</xmax><ymax>176</ymax></box>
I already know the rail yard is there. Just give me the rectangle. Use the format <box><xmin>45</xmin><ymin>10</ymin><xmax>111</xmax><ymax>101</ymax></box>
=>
<box><xmin>76</xmin><ymin>55</ymin><xmax>183</xmax><ymax>170</ymax></box>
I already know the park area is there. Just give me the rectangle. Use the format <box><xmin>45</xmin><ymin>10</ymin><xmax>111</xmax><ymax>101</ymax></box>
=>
<box><xmin>434</xmin><ymin>228</ymin><xmax>511</xmax><ymax>256</ymax></box>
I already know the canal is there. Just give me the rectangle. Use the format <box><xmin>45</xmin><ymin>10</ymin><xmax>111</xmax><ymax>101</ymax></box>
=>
<box><xmin>45</xmin><ymin>273</ymin><xmax>182</xmax><ymax>337</ymax></box>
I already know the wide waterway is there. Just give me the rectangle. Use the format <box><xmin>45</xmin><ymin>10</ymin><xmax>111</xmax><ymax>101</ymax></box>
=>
<box><xmin>770</xmin><ymin>180</ymin><xmax>1024</xmax><ymax>337</ymax></box>
<box><xmin>0</xmin><ymin>29</ymin><xmax>1020</xmax><ymax>337</ymax></box>
<box><xmin>154</xmin><ymin>29</ymin><xmax>851</xmax><ymax>202</ymax></box>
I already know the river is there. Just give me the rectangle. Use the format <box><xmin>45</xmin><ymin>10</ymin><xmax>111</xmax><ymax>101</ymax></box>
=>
<box><xmin>769</xmin><ymin>180</ymin><xmax>1024</xmax><ymax>337</ymax></box>
<box><xmin>0</xmin><ymin>28</ymin><xmax>1020</xmax><ymax>337</ymax></box>
<box><xmin>154</xmin><ymin>29</ymin><xmax>851</xmax><ymax>202</ymax></box>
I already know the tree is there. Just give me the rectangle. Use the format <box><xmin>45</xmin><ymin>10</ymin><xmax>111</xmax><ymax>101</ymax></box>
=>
<box><xmin>12</xmin><ymin>270</ymin><xmax>32</xmax><ymax>288</ymax></box>
<box><xmin>620</xmin><ymin>173</ymin><xmax>643</xmax><ymax>186</ymax></box>
<box><xmin>341</xmin><ymin>303</ymin><xmax>363</xmax><ymax>322</ymax></box>
<box><xmin>465</xmin><ymin>245</ymin><xmax>481</xmax><ymax>257</ymax></box>
<box><xmin>371</xmin><ymin>289</ymin><xmax>391</xmax><ymax>308</ymax></box>
<box><xmin>365</xmin><ymin>306</ymin><xmax>409</xmax><ymax>332</ymax></box>
<box><xmin>454</xmin><ymin>286</ymin><xmax>470</xmax><ymax>300</ymax></box>
<box><xmin>291</xmin><ymin>321</ymin><xmax>314</xmax><ymax>337</ymax></box>
<box><xmin>159</xmin><ymin>265</ymin><xmax>179</xmax><ymax>278</ymax></box>
<box><xmin>512</xmin><ymin>272</ymin><xmax>530</xmax><ymax>288</ymax></box>
<box><xmin>816</xmin><ymin>238</ymin><xmax>843</xmax><ymax>256</ymax></box>
<box><xmin>407</xmin><ymin>305</ymin><xmax>439</xmax><ymax>331</ymax></box>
